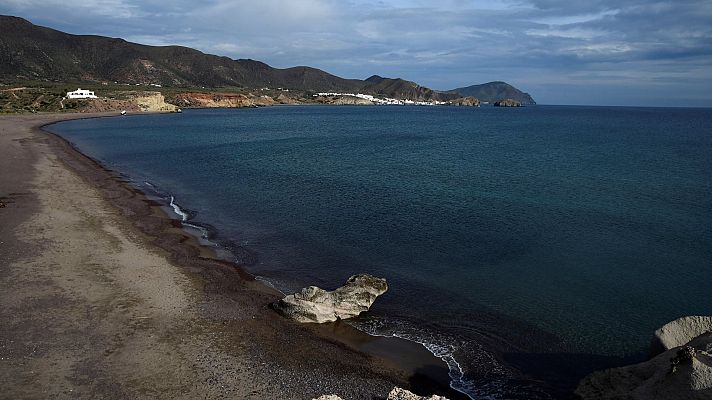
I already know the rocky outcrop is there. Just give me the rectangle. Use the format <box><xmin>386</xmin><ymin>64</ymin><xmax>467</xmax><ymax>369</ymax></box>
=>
<box><xmin>447</xmin><ymin>96</ymin><xmax>480</xmax><ymax>107</ymax></box>
<box><xmin>387</xmin><ymin>387</ymin><xmax>450</xmax><ymax>400</ymax></box>
<box><xmin>275</xmin><ymin>93</ymin><xmax>300</xmax><ymax>104</ymax></box>
<box><xmin>315</xmin><ymin>95</ymin><xmax>374</xmax><ymax>105</ymax></box>
<box><xmin>67</xmin><ymin>98</ymin><xmax>140</xmax><ymax>113</ymax></box>
<box><xmin>312</xmin><ymin>387</ymin><xmax>449</xmax><ymax>400</ymax></box>
<box><xmin>576</xmin><ymin>316</ymin><xmax>712</xmax><ymax>400</ymax></box>
<box><xmin>130</xmin><ymin>92</ymin><xmax>177</xmax><ymax>112</ymax></box>
<box><xmin>63</xmin><ymin>91</ymin><xmax>175</xmax><ymax>113</ymax></box>
<box><xmin>651</xmin><ymin>316</ymin><xmax>712</xmax><ymax>356</ymax></box>
<box><xmin>493</xmin><ymin>98</ymin><xmax>522</xmax><ymax>107</ymax></box>
<box><xmin>168</xmin><ymin>92</ymin><xmax>276</xmax><ymax>108</ymax></box>
<box><xmin>273</xmin><ymin>274</ymin><xmax>387</xmax><ymax>323</ymax></box>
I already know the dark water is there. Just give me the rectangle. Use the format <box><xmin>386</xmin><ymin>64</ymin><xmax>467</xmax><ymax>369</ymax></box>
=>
<box><xmin>48</xmin><ymin>105</ymin><xmax>712</xmax><ymax>398</ymax></box>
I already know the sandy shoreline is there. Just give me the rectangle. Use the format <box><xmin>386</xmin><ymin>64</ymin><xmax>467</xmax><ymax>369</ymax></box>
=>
<box><xmin>0</xmin><ymin>112</ymin><xmax>461</xmax><ymax>399</ymax></box>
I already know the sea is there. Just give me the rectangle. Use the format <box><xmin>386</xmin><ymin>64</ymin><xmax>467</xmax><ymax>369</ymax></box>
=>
<box><xmin>47</xmin><ymin>105</ymin><xmax>712</xmax><ymax>399</ymax></box>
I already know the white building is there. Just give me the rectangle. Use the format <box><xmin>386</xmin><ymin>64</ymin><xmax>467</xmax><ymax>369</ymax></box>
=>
<box><xmin>66</xmin><ymin>88</ymin><xmax>97</xmax><ymax>99</ymax></box>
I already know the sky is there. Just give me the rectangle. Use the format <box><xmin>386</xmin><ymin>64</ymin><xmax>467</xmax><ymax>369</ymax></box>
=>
<box><xmin>2</xmin><ymin>0</ymin><xmax>712</xmax><ymax>106</ymax></box>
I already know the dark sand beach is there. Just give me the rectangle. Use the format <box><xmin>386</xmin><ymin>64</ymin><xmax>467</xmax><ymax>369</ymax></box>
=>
<box><xmin>0</xmin><ymin>113</ymin><xmax>460</xmax><ymax>400</ymax></box>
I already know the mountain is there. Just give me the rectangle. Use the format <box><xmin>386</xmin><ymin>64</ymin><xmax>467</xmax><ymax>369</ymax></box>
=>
<box><xmin>362</xmin><ymin>75</ymin><xmax>458</xmax><ymax>102</ymax></box>
<box><xmin>448</xmin><ymin>81</ymin><xmax>536</xmax><ymax>104</ymax></box>
<box><xmin>0</xmin><ymin>15</ymin><xmax>534</xmax><ymax>103</ymax></box>
<box><xmin>0</xmin><ymin>15</ymin><xmax>363</xmax><ymax>92</ymax></box>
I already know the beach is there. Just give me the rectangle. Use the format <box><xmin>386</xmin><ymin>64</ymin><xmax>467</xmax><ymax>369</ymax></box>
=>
<box><xmin>0</xmin><ymin>113</ymin><xmax>457</xmax><ymax>400</ymax></box>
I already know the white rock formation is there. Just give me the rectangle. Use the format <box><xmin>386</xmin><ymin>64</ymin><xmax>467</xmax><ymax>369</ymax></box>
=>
<box><xmin>273</xmin><ymin>274</ymin><xmax>387</xmax><ymax>323</ymax></box>
<box><xmin>131</xmin><ymin>92</ymin><xmax>177</xmax><ymax>112</ymax></box>
<box><xmin>652</xmin><ymin>316</ymin><xmax>712</xmax><ymax>355</ymax></box>
<box><xmin>387</xmin><ymin>387</ymin><xmax>450</xmax><ymax>400</ymax></box>
<box><xmin>576</xmin><ymin>316</ymin><xmax>712</xmax><ymax>400</ymax></box>
<box><xmin>312</xmin><ymin>387</ymin><xmax>450</xmax><ymax>400</ymax></box>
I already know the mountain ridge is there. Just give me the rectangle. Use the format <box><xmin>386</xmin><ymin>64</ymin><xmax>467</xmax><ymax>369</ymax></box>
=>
<box><xmin>0</xmin><ymin>15</ymin><xmax>534</xmax><ymax>103</ymax></box>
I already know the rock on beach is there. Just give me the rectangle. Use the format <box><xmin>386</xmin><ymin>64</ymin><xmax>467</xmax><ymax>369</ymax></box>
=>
<box><xmin>273</xmin><ymin>274</ymin><xmax>387</xmax><ymax>323</ymax></box>
<box><xmin>651</xmin><ymin>315</ymin><xmax>712</xmax><ymax>356</ymax></box>
<box><xmin>313</xmin><ymin>387</ymin><xmax>450</xmax><ymax>400</ymax></box>
<box><xmin>576</xmin><ymin>315</ymin><xmax>712</xmax><ymax>400</ymax></box>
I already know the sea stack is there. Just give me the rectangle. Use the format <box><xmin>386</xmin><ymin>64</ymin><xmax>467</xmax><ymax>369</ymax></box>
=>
<box><xmin>273</xmin><ymin>274</ymin><xmax>388</xmax><ymax>323</ymax></box>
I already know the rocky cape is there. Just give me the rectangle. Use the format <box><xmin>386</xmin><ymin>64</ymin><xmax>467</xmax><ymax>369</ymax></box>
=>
<box><xmin>448</xmin><ymin>81</ymin><xmax>535</xmax><ymax>105</ymax></box>
<box><xmin>272</xmin><ymin>274</ymin><xmax>388</xmax><ymax>323</ymax></box>
<box><xmin>576</xmin><ymin>316</ymin><xmax>712</xmax><ymax>400</ymax></box>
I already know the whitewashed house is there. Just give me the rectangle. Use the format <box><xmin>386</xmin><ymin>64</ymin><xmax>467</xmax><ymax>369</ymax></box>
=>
<box><xmin>66</xmin><ymin>88</ymin><xmax>98</xmax><ymax>99</ymax></box>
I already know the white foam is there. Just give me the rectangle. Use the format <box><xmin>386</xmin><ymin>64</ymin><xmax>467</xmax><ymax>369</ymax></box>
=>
<box><xmin>169</xmin><ymin>195</ymin><xmax>189</xmax><ymax>221</ymax></box>
<box><xmin>351</xmin><ymin>322</ymin><xmax>477</xmax><ymax>399</ymax></box>
<box><xmin>255</xmin><ymin>276</ymin><xmax>286</xmax><ymax>295</ymax></box>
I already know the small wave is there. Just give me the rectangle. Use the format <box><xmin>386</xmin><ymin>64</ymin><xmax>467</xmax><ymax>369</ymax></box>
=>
<box><xmin>349</xmin><ymin>317</ymin><xmax>520</xmax><ymax>400</ymax></box>
<box><xmin>351</xmin><ymin>318</ymin><xmax>477</xmax><ymax>399</ymax></box>
<box><xmin>395</xmin><ymin>333</ymin><xmax>477</xmax><ymax>399</ymax></box>
<box><xmin>169</xmin><ymin>195</ymin><xmax>189</xmax><ymax>221</ymax></box>
<box><xmin>182</xmin><ymin>221</ymin><xmax>211</xmax><ymax>240</ymax></box>
<box><xmin>255</xmin><ymin>276</ymin><xmax>286</xmax><ymax>295</ymax></box>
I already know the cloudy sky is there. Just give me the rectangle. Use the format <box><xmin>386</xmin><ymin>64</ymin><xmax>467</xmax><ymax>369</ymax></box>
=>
<box><xmin>2</xmin><ymin>0</ymin><xmax>711</xmax><ymax>106</ymax></box>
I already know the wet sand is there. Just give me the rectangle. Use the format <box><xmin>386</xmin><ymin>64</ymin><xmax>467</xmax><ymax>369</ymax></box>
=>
<box><xmin>0</xmin><ymin>113</ymin><xmax>461</xmax><ymax>399</ymax></box>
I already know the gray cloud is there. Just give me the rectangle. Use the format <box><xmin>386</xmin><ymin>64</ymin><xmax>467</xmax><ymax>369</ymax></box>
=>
<box><xmin>1</xmin><ymin>0</ymin><xmax>711</xmax><ymax>106</ymax></box>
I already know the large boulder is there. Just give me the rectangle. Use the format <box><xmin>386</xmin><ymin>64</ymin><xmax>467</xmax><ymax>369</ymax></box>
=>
<box><xmin>576</xmin><ymin>317</ymin><xmax>712</xmax><ymax>400</ymax></box>
<box><xmin>312</xmin><ymin>387</ymin><xmax>449</xmax><ymax>400</ymax></box>
<box><xmin>273</xmin><ymin>274</ymin><xmax>387</xmax><ymax>323</ymax></box>
<box><xmin>651</xmin><ymin>316</ymin><xmax>712</xmax><ymax>356</ymax></box>
<box><xmin>387</xmin><ymin>387</ymin><xmax>450</xmax><ymax>400</ymax></box>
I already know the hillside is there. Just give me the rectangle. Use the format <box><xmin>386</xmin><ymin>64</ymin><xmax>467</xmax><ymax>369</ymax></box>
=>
<box><xmin>448</xmin><ymin>81</ymin><xmax>536</xmax><ymax>104</ymax></box>
<box><xmin>0</xmin><ymin>15</ymin><xmax>534</xmax><ymax>103</ymax></box>
<box><xmin>0</xmin><ymin>15</ymin><xmax>363</xmax><ymax>92</ymax></box>
<box><xmin>362</xmin><ymin>75</ymin><xmax>458</xmax><ymax>102</ymax></box>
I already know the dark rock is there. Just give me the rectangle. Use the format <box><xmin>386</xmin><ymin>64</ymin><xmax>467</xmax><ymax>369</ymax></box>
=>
<box><xmin>493</xmin><ymin>98</ymin><xmax>522</xmax><ymax>107</ymax></box>
<box><xmin>447</xmin><ymin>97</ymin><xmax>480</xmax><ymax>107</ymax></box>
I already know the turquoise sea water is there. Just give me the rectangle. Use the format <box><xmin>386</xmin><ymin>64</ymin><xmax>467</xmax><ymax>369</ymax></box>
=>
<box><xmin>48</xmin><ymin>105</ymin><xmax>712</xmax><ymax>398</ymax></box>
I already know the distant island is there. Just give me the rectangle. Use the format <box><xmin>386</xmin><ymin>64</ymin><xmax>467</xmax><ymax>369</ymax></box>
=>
<box><xmin>0</xmin><ymin>15</ymin><xmax>535</xmax><ymax>112</ymax></box>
